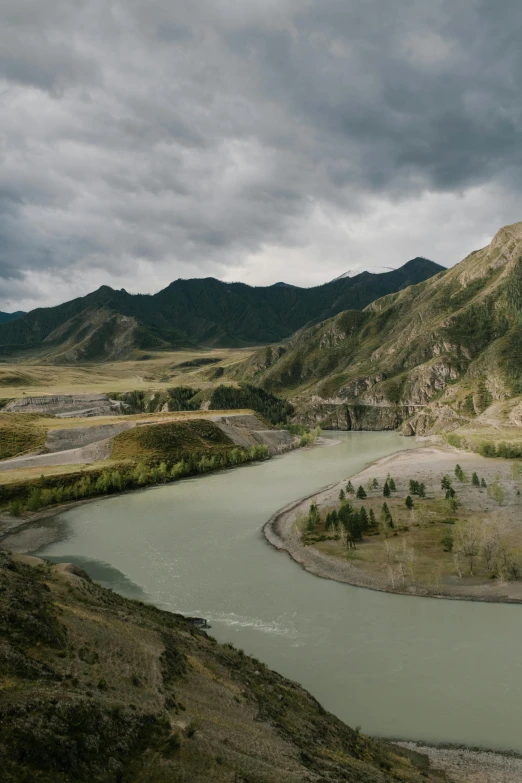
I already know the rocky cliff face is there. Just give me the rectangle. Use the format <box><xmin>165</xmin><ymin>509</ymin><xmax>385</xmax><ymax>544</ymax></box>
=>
<box><xmin>297</xmin><ymin>399</ymin><xmax>414</xmax><ymax>431</ymax></box>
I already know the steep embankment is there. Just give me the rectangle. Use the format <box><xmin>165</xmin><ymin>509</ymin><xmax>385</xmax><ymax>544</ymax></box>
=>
<box><xmin>0</xmin><ymin>551</ymin><xmax>452</xmax><ymax>782</ymax></box>
<box><xmin>233</xmin><ymin>221</ymin><xmax>522</xmax><ymax>435</ymax></box>
<box><xmin>4</xmin><ymin>393</ymin><xmax>126</xmax><ymax>417</ymax></box>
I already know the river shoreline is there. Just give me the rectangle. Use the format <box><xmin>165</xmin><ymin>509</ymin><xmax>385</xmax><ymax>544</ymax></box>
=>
<box><xmin>392</xmin><ymin>742</ymin><xmax>522</xmax><ymax>783</ymax></box>
<box><xmin>264</xmin><ymin>444</ymin><xmax>522</xmax><ymax>604</ymax></box>
<box><xmin>0</xmin><ymin>435</ymin><xmax>337</xmax><ymax>554</ymax></box>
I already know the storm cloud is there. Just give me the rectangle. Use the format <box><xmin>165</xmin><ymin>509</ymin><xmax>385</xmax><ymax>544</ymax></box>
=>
<box><xmin>1</xmin><ymin>0</ymin><xmax>522</xmax><ymax>309</ymax></box>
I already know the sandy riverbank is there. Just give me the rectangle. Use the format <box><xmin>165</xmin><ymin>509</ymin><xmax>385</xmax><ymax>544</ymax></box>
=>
<box><xmin>264</xmin><ymin>444</ymin><xmax>522</xmax><ymax>602</ymax></box>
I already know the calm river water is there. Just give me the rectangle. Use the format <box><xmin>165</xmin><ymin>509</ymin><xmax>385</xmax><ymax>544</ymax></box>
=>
<box><xmin>35</xmin><ymin>433</ymin><xmax>522</xmax><ymax>752</ymax></box>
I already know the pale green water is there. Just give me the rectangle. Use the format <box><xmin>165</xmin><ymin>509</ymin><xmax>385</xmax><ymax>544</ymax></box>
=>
<box><xmin>36</xmin><ymin>433</ymin><xmax>522</xmax><ymax>752</ymax></box>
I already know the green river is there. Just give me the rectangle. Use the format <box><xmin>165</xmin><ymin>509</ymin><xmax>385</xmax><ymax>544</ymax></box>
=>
<box><xmin>35</xmin><ymin>432</ymin><xmax>522</xmax><ymax>752</ymax></box>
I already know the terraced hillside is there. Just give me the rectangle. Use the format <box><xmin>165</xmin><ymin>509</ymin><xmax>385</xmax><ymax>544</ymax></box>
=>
<box><xmin>0</xmin><ymin>550</ymin><xmax>452</xmax><ymax>782</ymax></box>
<box><xmin>233</xmin><ymin>221</ymin><xmax>522</xmax><ymax>437</ymax></box>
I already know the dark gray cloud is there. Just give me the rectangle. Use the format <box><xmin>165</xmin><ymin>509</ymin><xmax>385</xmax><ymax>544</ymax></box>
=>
<box><xmin>1</xmin><ymin>0</ymin><xmax>522</xmax><ymax>309</ymax></box>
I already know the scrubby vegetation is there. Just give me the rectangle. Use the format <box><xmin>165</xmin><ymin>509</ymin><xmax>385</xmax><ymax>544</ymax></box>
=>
<box><xmin>0</xmin><ymin>551</ymin><xmax>449</xmax><ymax>782</ymax></box>
<box><xmin>447</xmin><ymin>432</ymin><xmax>522</xmax><ymax>459</ymax></box>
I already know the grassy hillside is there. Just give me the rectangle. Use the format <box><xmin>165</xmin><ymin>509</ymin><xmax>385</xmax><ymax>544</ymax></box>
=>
<box><xmin>0</xmin><ymin>259</ymin><xmax>443</xmax><ymax>362</ymax></box>
<box><xmin>233</xmin><ymin>222</ymin><xmax>522</xmax><ymax>435</ymax></box>
<box><xmin>0</xmin><ymin>551</ymin><xmax>451</xmax><ymax>782</ymax></box>
<box><xmin>0</xmin><ymin>413</ymin><xmax>47</xmax><ymax>460</ymax></box>
<box><xmin>111</xmin><ymin>419</ymin><xmax>234</xmax><ymax>462</ymax></box>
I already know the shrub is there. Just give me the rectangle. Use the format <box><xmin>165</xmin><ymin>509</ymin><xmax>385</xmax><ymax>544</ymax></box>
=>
<box><xmin>441</xmin><ymin>533</ymin><xmax>454</xmax><ymax>552</ymax></box>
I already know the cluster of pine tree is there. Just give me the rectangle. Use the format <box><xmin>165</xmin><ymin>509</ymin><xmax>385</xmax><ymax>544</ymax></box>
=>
<box><xmin>409</xmin><ymin>479</ymin><xmax>426</xmax><ymax>497</ymax></box>
<box><xmin>209</xmin><ymin>384</ymin><xmax>294</xmax><ymax>425</ymax></box>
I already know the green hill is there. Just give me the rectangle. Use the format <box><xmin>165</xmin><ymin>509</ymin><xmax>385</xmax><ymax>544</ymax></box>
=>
<box><xmin>0</xmin><ymin>259</ymin><xmax>443</xmax><ymax>362</ymax></box>
<box><xmin>231</xmin><ymin>222</ymin><xmax>522</xmax><ymax>435</ymax></box>
<box><xmin>0</xmin><ymin>551</ymin><xmax>451</xmax><ymax>782</ymax></box>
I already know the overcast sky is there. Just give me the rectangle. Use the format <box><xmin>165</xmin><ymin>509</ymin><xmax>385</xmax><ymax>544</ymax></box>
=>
<box><xmin>1</xmin><ymin>0</ymin><xmax>522</xmax><ymax>311</ymax></box>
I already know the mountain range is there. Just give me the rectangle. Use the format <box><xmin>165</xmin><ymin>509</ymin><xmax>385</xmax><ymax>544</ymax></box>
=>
<box><xmin>0</xmin><ymin>311</ymin><xmax>25</xmax><ymax>325</ymax></box>
<box><xmin>233</xmin><ymin>221</ymin><xmax>522</xmax><ymax>434</ymax></box>
<box><xmin>0</xmin><ymin>259</ymin><xmax>443</xmax><ymax>362</ymax></box>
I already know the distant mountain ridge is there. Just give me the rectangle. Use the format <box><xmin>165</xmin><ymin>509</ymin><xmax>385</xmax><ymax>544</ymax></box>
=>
<box><xmin>0</xmin><ymin>311</ymin><xmax>25</xmax><ymax>325</ymax></box>
<box><xmin>232</xmin><ymin>222</ymin><xmax>522</xmax><ymax>434</ymax></box>
<box><xmin>0</xmin><ymin>258</ymin><xmax>443</xmax><ymax>363</ymax></box>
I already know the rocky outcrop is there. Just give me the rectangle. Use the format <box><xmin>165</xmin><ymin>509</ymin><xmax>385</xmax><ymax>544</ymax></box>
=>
<box><xmin>295</xmin><ymin>400</ymin><xmax>415</xmax><ymax>431</ymax></box>
<box><xmin>4</xmin><ymin>393</ymin><xmax>126</xmax><ymax>417</ymax></box>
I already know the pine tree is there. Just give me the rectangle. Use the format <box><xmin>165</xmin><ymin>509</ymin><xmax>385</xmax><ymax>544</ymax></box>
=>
<box><xmin>368</xmin><ymin>508</ymin><xmax>377</xmax><ymax>531</ymax></box>
<box><xmin>481</xmin><ymin>477</ymin><xmax>487</xmax><ymax>488</ymax></box>
<box><xmin>389</xmin><ymin>477</ymin><xmax>396</xmax><ymax>491</ymax></box>
<box><xmin>346</xmin><ymin>480</ymin><xmax>354</xmax><ymax>494</ymax></box>
<box><xmin>307</xmin><ymin>502</ymin><xmax>321</xmax><ymax>532</ymax></box>
<box><xmin>454</xmin><ymin>464</ymin><xmax>464</xmax><ymax>482</ymax></box>
<box><xmin>441</xmin><ymin>475</ymin><xmax>452</xmax><ymax>490</ymax></box>
<box><xmin>383</xmin><ymin>481</ymin><xmax>391</xmax><ymax>497</ymax></box>
<box><xmin>339</xmin><ymin>488</ymin><xmax>346</xmax><ymax>502</ymax></box>
<box><xmin>359</xmin><ymin>506</ymin><xmax>369</xmax><ymax>530</ymax></box>
<box><xmin>372</xmin><ymin>478</ymin><xmax>379</xmax><ymax>488</ymax></box>
<box><xmin>356</xmin><ymin>485</ymin><xmax>367</xmax><ymax>499</ymax></box>
<box><xmin>405</xmin><ymin>495</ymin><xmax>414</xmax><ymax>509</ymax></box>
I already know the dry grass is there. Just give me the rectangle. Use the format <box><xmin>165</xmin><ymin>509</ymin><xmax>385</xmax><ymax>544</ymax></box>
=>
<box><xmin>0</xmin><ymin>460</ymin><xmax>123</xmax><ymax>484</ymax></box>
<box><xmin>0</xmin><ymin>413</ymin><xmax>47</xmax><ymax>460</ymax></box>
<box><xmin>42</xmin><ymin>408</ymin><xmax>253</xmax><ymax>431</ymax></box>
<box><xmin>0</xmin><ymin>348</ymin><xmax>253</xmax><ymax>397</ymax></box>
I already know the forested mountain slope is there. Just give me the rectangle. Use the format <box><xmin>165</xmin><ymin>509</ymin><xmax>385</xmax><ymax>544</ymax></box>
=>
<box><xmin>0</xmin><ymin>311</ymin><xmax>25</xmax><ymax>325</ymax></box>
<box><xmin>233</xmin><ymin>222</ymin><xmax>522</xmax><ymax>434</ymax></box>
<box><xmin>0</xmin><ymin>259</ymin><xmax>443</xmax><ymax>362</ymax></box>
